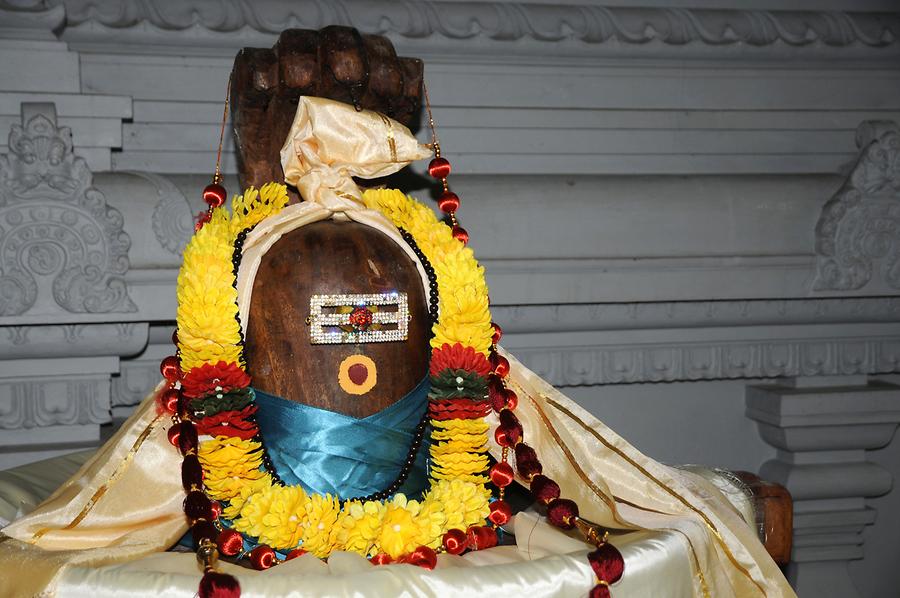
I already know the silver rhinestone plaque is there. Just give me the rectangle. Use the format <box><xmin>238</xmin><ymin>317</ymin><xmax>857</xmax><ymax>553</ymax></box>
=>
<box><xmin>309</xmin><ymin>292</ymin><xmax>409</xmax><ymax>344</ymax></box>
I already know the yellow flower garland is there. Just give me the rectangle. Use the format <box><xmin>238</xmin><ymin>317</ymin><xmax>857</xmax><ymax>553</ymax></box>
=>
<box><xmin>179</xmin><ymin>184</ymin><xmax>494</xmax><ymax>561</ymax></box>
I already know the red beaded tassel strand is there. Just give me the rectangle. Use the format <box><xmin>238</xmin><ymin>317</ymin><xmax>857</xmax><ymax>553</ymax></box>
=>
<box><xmin>196</xmin><ymin>75</ymin><xmax>231</xmax><ymax>231</ymax></box>
<box><xmin>172</xmin><ymin>75</ymin><xmax>241</xmax><ymax>598</ymax></box>
<box><xmin>424</xmin><ymin>83</ymin><xmax>468</xmax><ymax>245</ymax></box>
<box><xmin>487</xmin><ymin>328</ymin><xmax>624</xmax><ymax>596</ymax></box>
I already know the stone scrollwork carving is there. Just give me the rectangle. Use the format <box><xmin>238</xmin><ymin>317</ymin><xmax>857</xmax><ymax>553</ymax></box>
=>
<box><xmin>0</xmin><ymin>103</ymin><xmax>136</xmax><ymax>316</ymax></box>
<box><xmin>0</xmin><ymin>378</ymin><xmax>111</xmax><ymax>429</ymax></box>
<box><xmin>54</xmin><ymin>0</ymin><xmax>899</xmax><ymax>49</ymax></box>
<box><xmin>129</xmin><ymin>171</ymin><xmax>194</xmax><ymax>256</ymax></box>
<box><xmin>515</xmin><ymin>335</ymin><xmax>900</xmax><ymax>386</ymax></box>
<box><xmin>814</xmin><ymin>121</ymin><xmax>900</xmax><ymax>292</ymax></box>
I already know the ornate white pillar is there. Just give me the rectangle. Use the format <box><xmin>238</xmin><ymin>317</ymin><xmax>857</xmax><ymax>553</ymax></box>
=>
<box><xmin>747</xmin><ymin>378</ymin><xmax>900</xmax><ymax>596</ymax></box>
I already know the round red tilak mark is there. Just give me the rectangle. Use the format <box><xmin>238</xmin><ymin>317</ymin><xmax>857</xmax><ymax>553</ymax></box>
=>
<box><xmin>348</xmin><ymin>363</ymin><xmax>368</xmax><ymax>385</ymax></box>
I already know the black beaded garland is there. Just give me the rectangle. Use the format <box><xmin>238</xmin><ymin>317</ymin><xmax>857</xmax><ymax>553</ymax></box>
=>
<box><xmin>398</xmin><ymin>227</ymin><xmax>440</xmax><ymax>328</ymax></box>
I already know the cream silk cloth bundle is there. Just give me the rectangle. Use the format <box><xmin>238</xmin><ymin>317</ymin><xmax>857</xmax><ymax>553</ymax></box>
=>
<box><xmin>0</xmin><ymin>98</ymin><xmax>796</xmax><ymax>598</ymax></box>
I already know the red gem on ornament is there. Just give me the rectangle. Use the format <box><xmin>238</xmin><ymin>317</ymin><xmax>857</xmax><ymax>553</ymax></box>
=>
<box><xmin>216</xmin><ymin>529</ymin><xmax>244</xmax><ymax>557</ymax></box>
<box><xmin>210</xmin><ymin>500</ymin><xmax>222</xmax><ymax>519</ymax></box>
<box><xmin>428</xmin><ymin>157</ymin><xmax>451</xmax><ymax>179</ymax></box>
<box><xmin>491</xmin><ymin>322</ymin><xmax>502</xmax><ymax>344</ymax></box>
<box><xmin>171</xmin><ymin>329</ymin><xmax>179</xmax><ymax>346</ymax></box>
<box><xmin>489</xmin><ymin>461</ymin><xmax>515</xmax><ymax>488</ymax></box>
<box><xmin>203</xmin><ymin>183</ymin><xmax>227</xmax><ymax>208</ymax></box>
<box><xmin>442</xmin><ymin>528</ymin><xmax>468</xmax><ymax>555</ymax></box>
<box><xmin>438</xmin><ymin>190</ymin><xmax>460</xmax><ymax>214</ymax></box>
<box><xmin>348</xmin><ymin>306</ymin><xmax>374</xmax><ymax>332</ymax></box>
<box><xmin>489</xmin><ymin>500</ymin><xmax>512</xmax><ymax>526</ymax></box>
<box><xmin>451</xmin><ymin>225</ymin><xmax>469</xmax><ymax>245</ymax></box>
<box><xmin>160</xmin><ymin>355</ymin><xmax>181</xmax><ymax>382</ymax></box>
<box><xmin>286</xmin><ymin>548</ymin><xmax>307</xmax><ymax>560</ymax></box>
<box><xmin>249</xmin><ymin>545</ymin><xmax>277</xmax><ymax>570</ymax></box>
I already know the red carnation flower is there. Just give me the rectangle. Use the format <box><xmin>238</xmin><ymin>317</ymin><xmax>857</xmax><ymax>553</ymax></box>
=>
<box><xmin>195</xmin><ymin>405</ymin><xmax>259</xmax><ymax>439</ymax></box>
<box><xmin>430</xmin><ymin>343</ymin><xmax>491</xmax><ymax>378</ymax></box>
<box><xmin>181</xmin><ymin>361</ymin><xmax>251</xmax><ymax>398</ymax></box>
<box><xmin>429</xmin><ymin>398</ymin><xmax>492</xmax><ymax>421</ymax></box>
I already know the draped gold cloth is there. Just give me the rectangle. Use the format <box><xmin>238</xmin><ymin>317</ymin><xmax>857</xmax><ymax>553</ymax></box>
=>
<box><xmin>0</xmin><ymin>97</ymin><xmax>795</xmax><ymax>598</ymax></box>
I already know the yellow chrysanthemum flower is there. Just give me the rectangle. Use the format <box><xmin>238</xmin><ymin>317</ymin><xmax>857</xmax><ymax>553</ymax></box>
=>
<box><xmin>299</xmin><ymin>493</ymin><xmax>342</xmax><ymax>558</ymax></box>
<box><xmin>231</xmin><ymin>182</ymin><xmax>290</xmax><ymax>235</ymax></box>
<box><xmin>232</xmin><ymin>484</ymin><xmax>309</xmax><ymax>549</ymax></box>
<box><xmin>430</xmin><ymin>437</ymin><xmax>488</xmax><ymax>456</ymax></box>
<box><xmin>222</xmin><ymin>475</ymin><xmax>273</xmax><ymax>520</ymax></box>
<box><xmin>198</xmin><ymin>437</ymin><xmax>266</xmax><ymax>501</ymax></box>
<box><xmin>376</xmin><ymin>494</ymin><xmax>426</xmax><ymax>558</ymax></box>
<box><xmin>337</xmin><ymin>500</ymin><xmax>386</xmax><ymax>556</ymax></box>
<box><xmin>422</xmin><ymin>479</ymin><xmax>490</xmax><ymax>533</ymax></box>
<box><xmin>431</xmin><ymin>418</ymin><xmax>490</xmax><ymax>435</ymax></box>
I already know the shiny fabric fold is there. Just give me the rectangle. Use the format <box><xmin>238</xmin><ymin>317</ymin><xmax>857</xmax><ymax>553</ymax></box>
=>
<box><xmin>254</xmin><ymin>377</ymin><xmax>431</xmax><ymax>499</ymax></box>
<box><xmin>279</xmin><ymin>96</ymin><xmax>431</xmax><ymax>212</ymax></box>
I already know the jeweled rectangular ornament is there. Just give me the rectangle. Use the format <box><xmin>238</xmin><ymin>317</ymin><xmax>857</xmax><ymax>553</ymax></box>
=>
<box><xmin>308</xmin><ymin>292</ymin><xmax>409</xmax><ymax>344</ymax></box>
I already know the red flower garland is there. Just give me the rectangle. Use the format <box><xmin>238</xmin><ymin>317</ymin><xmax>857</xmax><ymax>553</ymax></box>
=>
<box><xmin>182</xmin><ymin>361</ymin><xmax>252</xmax><ymax>399</ymax></box>
<box><xmin>429</xmin><ymin>343</ymin><xmax>492</xmax><ymax>378</ymax></box>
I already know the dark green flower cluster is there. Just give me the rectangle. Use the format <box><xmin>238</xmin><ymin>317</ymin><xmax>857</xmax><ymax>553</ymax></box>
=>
<box><xmin>429</xmin><ymin>369</ymin><xmax>488</xmax><ymax>400</ymax></box>
<box><xmin>190</xmin><ymin>388</ymin><xmax>254</xmax><ymax>419</ymax></box>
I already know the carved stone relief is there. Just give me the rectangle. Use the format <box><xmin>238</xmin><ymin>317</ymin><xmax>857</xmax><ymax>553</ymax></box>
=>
<box><xmin>814</xmin><ymin>121</ymin><xmax>900</xmax><ymax>292</ymax></box>
<box><xmin>0</xmin><ymin>103</ymin><xmax>136</xmax><ymax>316</ymax></box>
<box><xmin>55</xmin><ymin>0</ymin><xmax>899</xmax><ymax>49</ymax></box>
<box><xmin>129</xmin><ymin>171</ymin><xmax>194</xmax><ymax>256</ymax></box>
<box><xmin>0</xmin><ymin>378</ymin><xmax>111</xmax><ymax>429</ymax></box>
<box><xmin>514</xmin><ymin>334</ymin><xmax>900</xmax><ymax>386</ymax></box>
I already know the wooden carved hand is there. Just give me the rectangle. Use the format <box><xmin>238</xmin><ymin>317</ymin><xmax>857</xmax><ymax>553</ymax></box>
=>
<box><xmin>230</xmin><ymin>26</ymin><xmax>424</xmax><ymax>194</ymax></box>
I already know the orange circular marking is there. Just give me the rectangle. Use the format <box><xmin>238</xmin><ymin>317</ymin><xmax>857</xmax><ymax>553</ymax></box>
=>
<box><xmin>338</xmin><ymin>355</ymin><xmax>377</xmax><ymax>395</ymax></box>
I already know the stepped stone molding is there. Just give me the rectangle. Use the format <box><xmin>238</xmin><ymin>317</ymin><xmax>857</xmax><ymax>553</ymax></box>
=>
<box><xmin>814</xmin><ymin>121</ymin><xmax>900</xmax><ymax>292</ymax></box>
<box><xmin>0</xmin><ymin>103</ymin><xmax>135</xmax><ymax>317</ymax></box>
<box><xmin>0</xmin><ymin>377</ymin><xmax>111</xmax><ymax>429</ymax></box>
<box><xmin>0</xmin><ymin>322</ymin><xmax>147</xmax><ymax>359</ymax></box>
<box><xmin>493</xmin><ymin>297</ymin><xmax>900</xmax><ymax>333</ymax></box>
<box><xmin>32</xmin><ymin>0</ymin><xmax>900</xmax><ymax>56</ymax></box>
<box><xmin>510</xmin><ymin>333</ymin><xmax>900</xmax><ymax>386</ymax></box>
<box><xmin>747</xmin><ymin>380</ymin><xmax>900</xmax><ymax>597</ymax></box>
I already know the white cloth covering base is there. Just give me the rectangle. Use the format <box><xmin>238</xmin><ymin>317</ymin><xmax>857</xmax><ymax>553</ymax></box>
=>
<box><xmin>53</xmin><ymin>512</ymin><xmax>693</xmax><ymax>598</ymax></box>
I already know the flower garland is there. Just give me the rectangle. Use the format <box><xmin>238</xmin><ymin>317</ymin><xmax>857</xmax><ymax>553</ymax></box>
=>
<box><xmin>165</xmin><ymin>182</ymin><xmax>498</xmax><ymax>568</ymax></box>
<box><xmin>159</xmin><ymin>180</ymin><xmax>623</xmax><ymax>598</ymax></box>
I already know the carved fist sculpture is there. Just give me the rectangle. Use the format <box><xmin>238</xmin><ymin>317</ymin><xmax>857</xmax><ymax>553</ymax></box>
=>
<box><xmin>230</xmin><ymin>26</ymin><xmax>424</xmax><ymax>193</ymax></box>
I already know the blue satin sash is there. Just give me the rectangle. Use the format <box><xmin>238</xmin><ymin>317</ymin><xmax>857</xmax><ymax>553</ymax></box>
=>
<box><xmin>253</xmin><ymin>377</ymin><xmax>431</xmax><ymax>500</ymax></box>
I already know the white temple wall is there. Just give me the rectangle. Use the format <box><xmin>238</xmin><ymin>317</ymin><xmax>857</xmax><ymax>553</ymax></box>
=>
<box><xmin>1</xmin><ymin>1</ymin><xmax>899</xmax><ymax>595</ymax></box>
